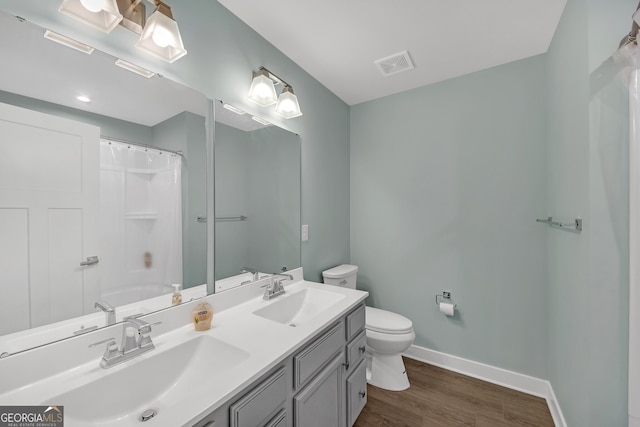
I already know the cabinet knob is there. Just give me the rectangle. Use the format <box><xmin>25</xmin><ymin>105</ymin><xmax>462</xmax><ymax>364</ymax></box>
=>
<box><xmin>359</xmin><ymin>345</ymin><xmax>366</xmax><ymax>353</ymax></box>
<box><xmin>359</xmin><ymin>390</ymin><xmax>366</xmax><ymax>398</ymax></box>
<box><xmin>343</xmin><ymin>362</ymin><xmax>350</xmax><ymax>369</ymax></box>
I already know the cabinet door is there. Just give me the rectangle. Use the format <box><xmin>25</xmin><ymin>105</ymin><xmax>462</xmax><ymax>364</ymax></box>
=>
<box><xmin>346</xmin><ymin>360</ymin><xmax>367</xmax><ymax>426</ymax></box>
<box><xmin>294</xmin><ymin>352</ymin><xmax>344</xmax><ymax>427</ymax></box>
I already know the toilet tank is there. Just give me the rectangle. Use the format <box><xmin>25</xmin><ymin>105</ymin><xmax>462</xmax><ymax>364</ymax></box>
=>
<box><xmin>322</xmin><ymin>264</ymin><xmax>358</xmax><ymax>289</ymax></box>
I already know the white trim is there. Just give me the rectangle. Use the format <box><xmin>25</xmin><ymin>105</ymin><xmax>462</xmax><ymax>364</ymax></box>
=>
<box><xmin>403</xmin><ymin>345</ymin><xmax>567</xmax><ymax>427</ymax></box>
<box><xmin>630</xmin><ymin>415</ymin><xmax>640</xmax><ymax>427</ymax></box>
<box><xmin>545</xmin><ymin>379</ymin><xmax>568</xmax><ymax>427</ymax></box>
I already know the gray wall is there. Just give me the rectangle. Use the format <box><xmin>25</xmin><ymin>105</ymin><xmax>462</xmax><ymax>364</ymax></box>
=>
<box><xmin>245</xmin><ymin>127</ymin><xmax>301</xmax><ymax>275</ymax></box>
<box><xmin>214</xmin><ymin>123</ymin><xmax>301</xmax><ymax>279</ymax></box>
<box><xmin>214</xmin><ymin>123</ymin><xmax>251</xmax><ymax>279</ymax></box>
<box><xmin>350</xmin><ymin>55</ymin><xmax>549</xmax><ymax>378</ymax></box>
<box><xmin>547</xmin><ymin>0</ymin><xmax>632</xmax><ymax>425</ymax></box>
<box><xmin>0</xmin><ymin>0</ymin><xmax>351</xmax><ymax>283</ymax></box>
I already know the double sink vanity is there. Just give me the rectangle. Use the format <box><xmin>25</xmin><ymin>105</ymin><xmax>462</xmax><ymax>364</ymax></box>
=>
<box><xmin>0</xmin><ymin>269</ymin><xmax>368</xmax><ymax>427</ymax></box>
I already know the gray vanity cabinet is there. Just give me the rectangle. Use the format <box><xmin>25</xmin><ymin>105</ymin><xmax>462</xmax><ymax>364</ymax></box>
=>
<box><xmin>191</xmin><ymin>302</ymin><xmax>368</xmax><ymax>427</ymax></box>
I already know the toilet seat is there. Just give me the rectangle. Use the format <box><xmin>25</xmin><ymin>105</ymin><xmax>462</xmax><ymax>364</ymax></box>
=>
<box><xmin>365</xmin><ymin>306</ymin><xmax>413</xmax><ymax>335</ymax></box>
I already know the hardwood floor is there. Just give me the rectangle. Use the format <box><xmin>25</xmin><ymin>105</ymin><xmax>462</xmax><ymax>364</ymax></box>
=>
<box><xmin>354</xmin><ymin>357</ymin><xmax>554</xmax><ymax>427</ymax></box>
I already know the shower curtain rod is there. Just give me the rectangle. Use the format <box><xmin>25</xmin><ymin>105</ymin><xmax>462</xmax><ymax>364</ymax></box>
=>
<box><xmin>621</xmin><ymin>0</ymin><xmax>640</xmax><ymax>47</ymax></box>
<box><xmin>101</xmin><ymin>136</ymin><xmax>184</xmax><ymax>157</ymax></box>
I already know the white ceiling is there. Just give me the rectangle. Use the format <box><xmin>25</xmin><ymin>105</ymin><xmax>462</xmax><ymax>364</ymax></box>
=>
<box><xmin>217</xmin><ymin>0</ymin><xmax>567</xmax><ymax>106</ymax></box>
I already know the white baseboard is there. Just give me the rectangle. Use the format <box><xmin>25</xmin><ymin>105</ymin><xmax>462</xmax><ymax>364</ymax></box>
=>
<box><xmin>403</xmin><ymin>345</ymin><xmax>567</xmax><ymax>427</ymax></box>
<box><xmin>630</xmin><ymin>415</ymin><xmax>640</xmax><ymax>427</ymax></box>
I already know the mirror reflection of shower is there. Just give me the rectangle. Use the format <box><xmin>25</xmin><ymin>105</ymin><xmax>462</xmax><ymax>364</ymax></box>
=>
<box><xmin>99</xmin><ymin>139</ymin><xmax>182</xmax><ymax>307</ymax></box>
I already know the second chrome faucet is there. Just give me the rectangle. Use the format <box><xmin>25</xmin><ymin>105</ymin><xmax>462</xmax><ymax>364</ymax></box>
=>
<box><xmin>262</xmin><ymin>273</ymin><xmax>293</xmax><ymax>300</ymax></box>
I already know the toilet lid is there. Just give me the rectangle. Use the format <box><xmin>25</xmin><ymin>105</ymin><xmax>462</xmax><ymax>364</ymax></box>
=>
<box><xmin>365</xmin><ymin>306</ymin><xmax>413</xmax><ymax>334</ymax></box>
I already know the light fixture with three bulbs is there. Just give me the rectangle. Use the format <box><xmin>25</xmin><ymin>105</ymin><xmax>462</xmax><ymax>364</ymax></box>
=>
<box><xmin>248</xmin><ymin>67</ymin><xmax>303</xmax><ymax>119</ymax></box>
<box><xmin>58</xmin><ymin>0</ymin><xmax>187</xmax><ymax>63</ymax></box>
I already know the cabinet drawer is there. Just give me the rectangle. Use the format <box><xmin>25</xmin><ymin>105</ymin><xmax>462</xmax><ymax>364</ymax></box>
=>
<box><xmin>230</xmin><ymin>367</ymin><xmax>286</xmax><ymax>427</ymax></box>
<box><xmin>345</xmin><ymin>330</ymin><xmax>366</xmax><ymax>371</ymax></box>
<box><xmin>294</xmin><ymin>321</ymin><xmax>344</xmax><ymax>389</ymax></box>
<box><xmin>345</xmin><ymin>304</ymin><xmax>365</xmax><ymax>341</ymax></box>
<box><xmin>346</xmin><ymin>360</ymin><xmax>367</xmax><ymax>427</ymax></box>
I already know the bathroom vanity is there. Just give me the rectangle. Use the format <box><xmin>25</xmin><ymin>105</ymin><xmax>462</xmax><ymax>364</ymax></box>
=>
<box><xmin>193</xmin><ymin>302</ymin><xmax>367</xmax><ymax>427</ymax></box>
<box><xmin>0</xmin><ymin>271</ymin><xmax>368</xmax><ymax>427</ymax></box>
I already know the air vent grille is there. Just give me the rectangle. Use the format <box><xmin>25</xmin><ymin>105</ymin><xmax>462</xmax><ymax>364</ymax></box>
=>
<box><xmin>374</xmin><ymin>50</ymin><xmax>415</xmax><ymax>77</ymax></box>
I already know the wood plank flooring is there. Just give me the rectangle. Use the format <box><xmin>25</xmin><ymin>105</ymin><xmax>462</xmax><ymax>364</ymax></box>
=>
<box><xmin>354</xmin><ymin>357</ymin><xmax>554</xmax><ymax>427</ymax></box>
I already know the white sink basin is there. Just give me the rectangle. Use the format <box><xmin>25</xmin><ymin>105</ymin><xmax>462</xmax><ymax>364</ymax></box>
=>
<box><xmin>50</xmin><ymin>335</ymin><xmax>249</xmax><ymax>426</ymax></box>
<box><xmin>253</xmin><ymin>288</ymin><xmax>345</xmax><ymax>327</ymax></box>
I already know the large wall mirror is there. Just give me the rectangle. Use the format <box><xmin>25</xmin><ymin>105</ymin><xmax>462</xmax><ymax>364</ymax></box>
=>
<box><xmin>214</xmin><ymin>101</ymin><xmax>301</xmax><ymax>292</ymax></box>
<box><xmin>0</xmin><ymin>11</ymin><xmax>211</xmax><ymax>354</ymax></box>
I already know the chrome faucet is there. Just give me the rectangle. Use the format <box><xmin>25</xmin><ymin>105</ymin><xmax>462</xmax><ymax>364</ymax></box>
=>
<box><xmin>89</xmin><ymin>317</ymin><xmax>160</xmax><ymax>369</ymax></box>
<box><xmin>261</xmin><ymin>273</ymin><xmax>293</xmax><ymax>300</ymax></box>
<box><xmin>240</xmin><ymin>267</ymin><xmax>261</xmax><ymax>284</ymax></box>
<box><xmin>94</xmin><ymin>300</ymin><xmax>116</xmax><ymax>326</ymax></box>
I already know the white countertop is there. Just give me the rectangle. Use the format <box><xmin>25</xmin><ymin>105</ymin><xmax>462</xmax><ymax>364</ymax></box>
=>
<box><xmin>0</xmin><ymin>273</ymin><xmax>367</xmax><ymax>427</ymax></box>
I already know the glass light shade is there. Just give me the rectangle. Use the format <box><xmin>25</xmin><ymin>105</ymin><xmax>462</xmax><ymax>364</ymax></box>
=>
<box><xmin>248</xmin><ymin>71</ymin><xmax>278</xmax><ymax>106</ymax></box>
<box><xmin>275</xmin><ymin>87</ymin><xmax>303</xmax><ymax>119</ymax></box>
<box><xmin>59</xmin><ymin>0</ymin><xmax>123</xmax><ymax>33</ymax></box>
<box><xmin>135</xmin><ymin>9</ymin><xmax>187</xmax><ymax>63</ymax></box>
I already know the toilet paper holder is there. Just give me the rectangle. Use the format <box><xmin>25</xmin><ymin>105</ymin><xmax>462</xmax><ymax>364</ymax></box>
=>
<box><xmin>435</xmin><ymin>291</ymin><xmax>456</xmax><ymax>307</ymax></box>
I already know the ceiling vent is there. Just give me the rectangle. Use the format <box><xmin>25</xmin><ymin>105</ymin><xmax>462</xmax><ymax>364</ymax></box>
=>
<box><xmin>374</xmin><ymin>50</ymin><xmax>414</xmax><ymax>77</ymax></box>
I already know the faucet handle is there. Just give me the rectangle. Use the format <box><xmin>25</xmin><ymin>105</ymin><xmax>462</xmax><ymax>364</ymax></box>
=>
<box><xmin>89</xmin><ymin>337</ymin><xmax>116</xmax><ymax>348</ymax></box>
<box><xmin>89</xmin><ymin>337</ymin><xmax>119</xmax><ymax>360</ymax></box>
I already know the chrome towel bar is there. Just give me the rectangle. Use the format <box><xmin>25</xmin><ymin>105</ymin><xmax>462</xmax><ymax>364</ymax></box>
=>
<box><xmin>536</xmin><ymin>216</ymin><xmax>582</xmax><ymax>232</ymax></box>
<box><xmin>214</xmin><ymin>215</ymin><xmax>248</xmax><ymax>222</ymax></box>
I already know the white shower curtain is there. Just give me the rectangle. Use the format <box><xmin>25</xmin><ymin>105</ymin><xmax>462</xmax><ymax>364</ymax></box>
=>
<box><xmin>622</xmin><ymin>42</ymin><xmax>640</xmax><ymax>426</ymax></box>
<box><xmin>99</xmin><ymin>139</ymin><xmax>183</xmax><ymax>307</ymax></box>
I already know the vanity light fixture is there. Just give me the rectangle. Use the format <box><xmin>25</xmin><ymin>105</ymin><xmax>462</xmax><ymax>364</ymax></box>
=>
<box><xmin>222</xmin><ymin>103</ymin><xmax>246</xmax><ymax>115</ymax></box>
<box><xmin>251</xmin><ymin>116</ymin><xmax>271</xmax><ymax>126</ymax></box>
<box><xmin>248</xmin><ymin>68</ymin><xmax>278</xmax><ymax>106</ymax></box>
<box><xmin>59</xmin><ymin>0</ymin><xmax>123</xmax><ymax>33</ymax></box>
<box><xmin>135</xmin><ymin>0</ymin><xmax>187</xmax><ymax>63</ymax></box>
<box><xmin>58</xmin><ymin>0</ymin><xmax>187</xmax><ymax>63</ymax></box>
<box><xmin>43</xmin><ymin>30</ymin><xmax>95</xmax><ymax>54</ymax></box>
<box><xmin>115</xmin><ymin>58</ymin><xmax>155</xmax><ymax>78</ymax></box>
<box><xmin>248</xmin><ymin>66</ymin><xmax>303</xmax><ymax>119</ymax></box>
<box><xmin>274</xmin><ymin>86</ymin><xmax>302</xmax><ymax>119</ymax></box>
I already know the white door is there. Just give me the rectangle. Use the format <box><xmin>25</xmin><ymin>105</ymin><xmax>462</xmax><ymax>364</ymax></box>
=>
<box><xmin>0</xmin><ymin>102</ymin><xmax>100</xmax><ymax>335</ymax></box>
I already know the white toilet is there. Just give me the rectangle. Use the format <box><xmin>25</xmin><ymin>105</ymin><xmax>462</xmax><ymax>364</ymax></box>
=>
<box><xmin>322</xmin><ymin>264</ymin><xmax>415</xmax><ymax>391</ymax></box>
